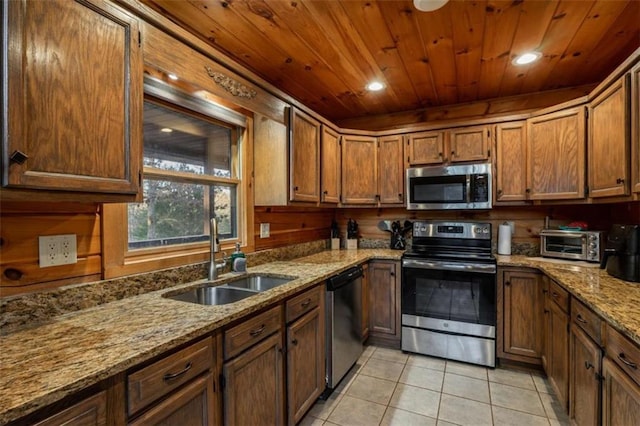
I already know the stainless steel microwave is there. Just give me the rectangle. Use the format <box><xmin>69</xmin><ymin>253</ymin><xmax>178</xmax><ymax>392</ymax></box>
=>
<box><xmin>406</xmin><ymin>163</ymin><xmax>492</xmax><ymax>210</ymax></box>
<box><xmin>540</xmin><ymin>229</ymin><xmax>605</xmax><ymax>262</ymax></box>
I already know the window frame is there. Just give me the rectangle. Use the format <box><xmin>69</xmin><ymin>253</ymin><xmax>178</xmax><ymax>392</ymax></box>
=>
<box><xmin>102</xmin><ymin>77</ymin><xmax>254</xmax><ymax>279</ymax></box>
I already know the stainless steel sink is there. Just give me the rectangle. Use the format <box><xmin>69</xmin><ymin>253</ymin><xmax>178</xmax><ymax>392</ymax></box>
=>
<box><xmin>166</xmin><ymin>286</ymin><xmax>257</xmax><ymax>305</ymax></box>
<box><xmin>164</xmin><ymin>274</ymin><xmax>295</xmax><ymax>306</ymax></box>
<box><xmin>224</xmin><ymin>275</ymin><xmax>293</xmax><ymax>292</ymax></box>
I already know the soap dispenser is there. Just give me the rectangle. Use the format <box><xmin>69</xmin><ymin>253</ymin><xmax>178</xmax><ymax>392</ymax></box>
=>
<box><xmin>230</xmin><ymin>243</ymin><xmax>246</xmax><ymax>272</ymax></box>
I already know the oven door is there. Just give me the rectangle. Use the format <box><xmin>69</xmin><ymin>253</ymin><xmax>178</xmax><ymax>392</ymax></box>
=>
<box><xmin>401</xmin><ymin>258</ymin><xmax>496</xmax><ymax>336</ymax></box>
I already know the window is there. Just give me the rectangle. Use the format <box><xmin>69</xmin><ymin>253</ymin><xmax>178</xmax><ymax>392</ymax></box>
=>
<box><xmin>128</xmin><ymin>100</ymin><xmax>242</xmax><ymax>250</ymax></box>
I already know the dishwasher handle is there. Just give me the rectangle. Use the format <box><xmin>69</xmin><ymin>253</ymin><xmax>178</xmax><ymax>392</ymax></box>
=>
<box><xmin>326</xmin><ymin>266</ymin><xmax>363</xmax><ymax>291</ymax></box>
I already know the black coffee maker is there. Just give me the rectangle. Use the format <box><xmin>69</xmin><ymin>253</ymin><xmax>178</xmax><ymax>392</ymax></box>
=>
<box><xmin>600</xmin><ymin>224</ymin><xmax>640</xmax><ymax>283</ymax></box>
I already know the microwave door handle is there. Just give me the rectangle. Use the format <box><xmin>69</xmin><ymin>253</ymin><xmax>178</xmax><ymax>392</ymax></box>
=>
<box><xmin>466</xmin><ymin>175</ymin><xmax>472</xmax><ymax>203</ymax></box>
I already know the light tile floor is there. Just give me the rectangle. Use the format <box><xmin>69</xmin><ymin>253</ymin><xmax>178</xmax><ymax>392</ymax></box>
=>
<box><xmin>300</xmin><ymin>345</ymin><xmax>570</xmax><ymax>426</ymax></box>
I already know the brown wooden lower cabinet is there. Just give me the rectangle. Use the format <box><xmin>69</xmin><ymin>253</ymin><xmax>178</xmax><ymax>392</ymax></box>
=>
<box><xmin>569</xmin><ymin>324</ymin><xmax>602</xmax><ymax>426</ymax></box>
<box><xmin>361</xmin><ymin>263</ymin><xmax>369</xmax><ymax>342</ymax></box>
<box><xmin>286</xmin><ymin>304</ymin><xmax>325</xmax><ymax>425</ymax></box>
<box><xmin>368</xmin><ymin>260</ymin><xmax>400</xmax><ymax>347</ymax></box>
<box><xmin>128</xmin><ymin>374</ymin><xmax>215</xmax><ymax>426</ymax></box>
<box><xmin>34</xmin><ymin>391</ymin><xmax>107</xmax><ymax>426</ymax></box>
<box><xmin>498</xmin><ymin>268</ymin><xmax>544</xmax><ymax>364</ymax></box>
<box><xmin>546</xmin><ymin>290</ymin><xmax>570</xmax><ymax>411</ymax></box>
<box><xmin>602</xmin><ymin>357</ymin><xmax>640</xmax><ymax>426</ymax></box>
<box><xmin>223</xmin><ymin>332</ymin><xmax>284</xmax><ymax>426</ymax></box>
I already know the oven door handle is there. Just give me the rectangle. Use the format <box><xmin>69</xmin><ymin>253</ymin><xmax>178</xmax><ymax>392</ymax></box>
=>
<box><xmin>402</xmin><ymin>258</ymin><xmax>496</xmax><ymax>274</ymax></box>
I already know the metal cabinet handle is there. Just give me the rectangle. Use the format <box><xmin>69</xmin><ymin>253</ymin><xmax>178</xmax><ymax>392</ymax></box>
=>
<box><xmin>505</xmin><ymin>281</ymin><xmax>511</xmax><ymax>286</ymax></box>
<box><xmin>438</xmin><ymin>152</ymin><xmax>443</xmax><ymax>157</ymax></box>
<box><xmin>249</xmin><ymin>324</ymin><xmax>266</xmax><ymax>337</ymax></box>
<box><xmin>618</xmin><ymin>353</ymin><xmax>638</xmax><ymax>369</ymax></box>
<box><xmin>291</xmin><ymin>338</ymin><xmax>298</xmax><ymax>346</ymax></box>
<box><xmin>398</xmin><ymin>193</ymin><xmax>403</xmax><ymax>199</ymax></box>
<box><xmin>552</xmin><ymin>291</ymin><xmax>559</xmax><ymax>299</ymax></box>
<box><xmin>301</xmin><ymin>299</ymin><xmax>311</xmax><ymax>308</ymax></box>
<box><xmin>9</xmin><ymin>150</ymin><xmax>29</xmax><ymax>165</ymax></box>
<box><xmin>576</xmin><ymin>314</ymin><xmax>588</xmax><ymax>324</ymax></box>
<box><xmin>293</xmin><ymin>186</ymin><xmax>299</xmax><ymax>191</ymax></box>
<box><xmin>585</xmin><ymin>361</ymin><xmax>594</xmax><ymax>370</ymax></box>
<box><xmin>497</xmin><ymin>189</ymin><xmax>503</xmax><ymax>195</ymax></box>
<box><xmin>544</xmin><ymin>309</ymin><xmax>550</xmax><ymax>314</ymax></box>
<box><xmin>163</xmin><ymin>362</ymin><xmax>192</xmax><ymax>381</ymax></box>
<box><xmin>616</xmin><ymin>178</ymin><xmax>625</xmax><ymax>184</ymax></box>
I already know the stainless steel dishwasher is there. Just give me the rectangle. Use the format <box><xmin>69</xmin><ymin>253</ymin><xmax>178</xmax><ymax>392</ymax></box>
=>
<box><xmin>324</xmin><ymin>265</ymin><xmax>364</xmax><ymax>395</ymax></box>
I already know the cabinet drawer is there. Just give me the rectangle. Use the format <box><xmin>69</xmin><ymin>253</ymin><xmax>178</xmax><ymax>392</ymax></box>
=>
<box><xmin>127</xmin><ymin>337</ymin><xmax>213</xmax><ymax>416</ymax></box>
<box><xmin>549</xmin><ymin>280</ymin><xmax>570</xmax><ymax>313</ymax></box>
<box><xmin>571</xmin><ymin>298</ymin><xmax>603</xmax><ymax>346</ymax></box>
<box><xmin>605</xmin><ymin>324</ymin><xmax>640</xmax><ymax>386</ymax></box>
<box><xmin>286</xmin><ymin>285</ymin><xmax>322</xmax><ymax>323</ymax></box>
<box><xmin>225</xmin><ymin>305</ymin><xmax>282</xmax><ymax>360</ymax></box>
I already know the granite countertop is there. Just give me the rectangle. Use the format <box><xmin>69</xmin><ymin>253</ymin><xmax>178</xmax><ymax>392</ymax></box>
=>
<box><xmin>497</xmin><ymin>255</ymin><xmax>640</xmax><ymax>346</ymax></box>
<box><xmin>1</xmin><ymin>250</ymin><xmax>639</xmax><ymax>424</ymax></box>
<box><xmin>0</xmin><ymin>249</ymin><xmax>400</xmax><ymax>425</ymax></box>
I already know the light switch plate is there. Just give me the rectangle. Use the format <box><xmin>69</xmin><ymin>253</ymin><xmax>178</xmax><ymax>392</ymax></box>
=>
<box><xmin>39</xmin><ymin>234</ymin><xmax>77</xmax><ymax>267</ymax></box>
<box><xmin>260</xmin><ymin>223</ymin><xmax>270</xmax><ymax>238</ymax></box>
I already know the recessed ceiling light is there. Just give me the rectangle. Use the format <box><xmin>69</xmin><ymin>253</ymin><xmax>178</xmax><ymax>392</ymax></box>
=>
<box><xmin>168</xmin><ymin>73</ymin><xmax>178</xmax><ymax>80</ymax></box>
<box><xmin>366</xmin><ymin>81</ymin><xmax>385</xmax><ymax>91</ymax></box>
<box><xmin>513</xmin><ymin>52</ymin><xmax>542</xmax><ymax>65</ymax></box>
<box><xmin>160</xmin><ymin>128</ymin><xmax>173</xmax><ymax>133</ymax></box>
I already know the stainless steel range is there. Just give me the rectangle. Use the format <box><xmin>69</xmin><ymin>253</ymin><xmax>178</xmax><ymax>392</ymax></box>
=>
<box><xmin>401</xmin><ymin>221</ymin><xmax>497</xmax><ymax>367</ymax></box>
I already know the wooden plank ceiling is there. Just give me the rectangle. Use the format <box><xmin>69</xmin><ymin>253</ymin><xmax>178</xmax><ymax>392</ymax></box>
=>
<box><xmin>144</xmin><ymin>0</ymin><xmax>640</xmax><ymax>122</ymax></box>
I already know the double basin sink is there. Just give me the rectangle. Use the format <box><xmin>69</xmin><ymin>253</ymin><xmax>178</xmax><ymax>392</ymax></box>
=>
<box><xmin>165</xmin><ymin>275</ymin><xmax>295</xmax><ymax>306</ymax></box>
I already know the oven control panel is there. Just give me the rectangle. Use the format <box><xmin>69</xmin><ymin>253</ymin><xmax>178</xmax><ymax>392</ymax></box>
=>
<box><xmin>413</xmin><ymin>221</ymin><xmax>491</xmax><ymax>240</ymax></box>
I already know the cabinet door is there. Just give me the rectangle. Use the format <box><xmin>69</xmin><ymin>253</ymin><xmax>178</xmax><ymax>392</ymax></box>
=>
<box><xmin>3</xmin><ymin>0</ymin><xmax>142</xmax><ymax>196</ymax></box>
<box><xmin>602</xmin><ymin>357</ymin><xmax>640</xmax><ymax>426</ymax></box>
<box><xmin>526</xmin><ymin>106</ymin><xmax>586</xmax><ymax>200</ymax></box>
<box><xmin>378</xmin><ymin>135</ymin><xmax>405</xmax><ymax>205</ymax></box>
<box><xmin>290</xmin><ymin>108</ymin><xmax>320</xmax><ymax>203</ymax></box>
<box><xmin>287</xmin><ymin>307</ymin><xmax>325</xmax><ymax>425</ymax></box>
<box><xmin>588</xmin><ymin>76</ymin><xmax>630</xmax><ymax>198</ymax></box>
<box><xmin>631</xmin><ymin>63</ymin><xmax>640</xmax><ymax>196</ymax></box>
<box><xmin>368</xmin><ymin>261</ymin><xmax>400</xmax><ymax>345</ymax></box>
<box><xmin>500</xmin><ymin>270</ymin><xmax>544</xmax><ymax>362</ymax></box>
<box><xmin>449</xmin><ymin>125</ymin><xmax>491</xmax><ymax>163</ymax></box>
<box><xmin>495</xmin><ymin>121</ymin><xmax>527</xmax><ymax>202</ymax></box>
<box><xmin>223</xmin><ymin>332</ymin><xmax>284</xmax><ymax>426</ymax></box>
<box><xmin>407</xmin><ymin>131</ymin><xmax>446</xmax><ymax>165</ymax></box>
<box><xmin>547</xmin><ymin>299</ymin><xmax>570</xmax><ymax>411</ymax></box>
<box><xmin>361</xmin><ymin>263</ymin><xmax>369</xmax><ymax>342</ymax></box>
<box><xmin>128</xmin><ymin>375</ymin><xmax>215</xmax><ymax>426</ymax></box>
<box><xmin>569</xmin><ymin>324</ymin><xmax>602</xmax><ymax>426</ymax></box>
<box><xmin>254</xmin><ymin>113</ymin><xmax>288</xmax><ymax>206</ymax></box>
<box><xmin>34</xmin><ymin>391</ymin><xmax>106</xmax><ymax>426</ymax></box>
<box><xmin>321</xmin><ymin>126</ymin><xmax>341</xmax><ymax>204</ymax></box>
<box><xmin>341</xmin><ymin>135</ymin><xmax>378</xmax><ymax>204</ymax></box>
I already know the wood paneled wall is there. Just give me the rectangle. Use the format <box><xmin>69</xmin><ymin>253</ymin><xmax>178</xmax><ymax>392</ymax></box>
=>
<box><xmin>253</xmin><ymin>206</ymin><xmax>334</xmax><ymax>251</ymax></box>
<box><xmin>0</xmin><ymin>202</ymin><xmax>102</xmax><ymax>297</ymax></box>
<box><xmin>335</xmin><ymin>204</ymin><xmax>639</xmax><ymax>247</ymax></box>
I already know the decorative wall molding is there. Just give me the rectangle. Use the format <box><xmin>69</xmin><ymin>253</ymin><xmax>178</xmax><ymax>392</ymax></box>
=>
<box><xmin>204</xmin><ymin>66</ymin><xmax>257</xmax><ymax>99</ymax></box>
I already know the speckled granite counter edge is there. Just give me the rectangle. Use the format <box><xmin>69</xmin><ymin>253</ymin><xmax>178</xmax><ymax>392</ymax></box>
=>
<box><xmin>0</xmin><ymin>248</ymin><xmax>401</xmax><ymax>425</ymax></box>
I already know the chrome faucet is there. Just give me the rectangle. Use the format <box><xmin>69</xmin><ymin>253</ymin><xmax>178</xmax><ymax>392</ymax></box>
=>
<box><xmin>208</xmin><ymin>218</ymin><xmax>226</xmax><ymax>280</ymax></box>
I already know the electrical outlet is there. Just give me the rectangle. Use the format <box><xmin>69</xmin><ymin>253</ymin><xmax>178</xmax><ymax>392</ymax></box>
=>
<box><xmin>260</xmin><ymin>223</ymin><xmax>270</xmax><ymax>238</ymax></box>
<box><xmin>39</xmin><ymin>234</ymin><xmax>77</xmax><ymax>267</ymax></box>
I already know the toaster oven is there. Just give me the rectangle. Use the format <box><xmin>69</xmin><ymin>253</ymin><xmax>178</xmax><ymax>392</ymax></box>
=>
<box><xmin>540</xmin><ymin>230</ymin><xmax>605</xmax><ymax>263</ymax></box>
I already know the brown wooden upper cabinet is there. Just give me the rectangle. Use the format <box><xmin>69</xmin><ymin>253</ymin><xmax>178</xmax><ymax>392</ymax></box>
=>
<box><xmin>341</xmin><ymin>134</ymin><xmax>404</xmax><ymax>206</ymax></box>
<box><xmin>526</xmin><ymin>105</ymin><xmax>586</xmax><ymax>200</ymax></box>
<box><xmin>341</xmin><ymin>135</ymin><xmax>378</xmax><ymax>204</ymax></box>
<box><xmin>290</xmin><ymin>108</ymin><xmax>321</xmax><ymax>203</ymax></box>
<box><xmin>377</xmin><ymin>135</ymin><xmax>405</xmax><ymax>205</ymax></box>
<box><xmin>495</xmin><ymin>121</ymin><xmax>528</xmax><ymax>202</ymax></box>
<box><xmin>2</xmin><ymin>0</ymin><xmax>142</xmax><ymax>200</ymax></box>
<box><xmin>406</xmin><ymin>125</ymin><xmax>490</xmax><ymax>166</ymax></box>
<box><xmin>588</xmin><ymin>75</ymin><xmax>631</xmax><ymax>198</ymax></box>
<box><xmin>632</xmin><ymin>62</ymin><xmax>640</xmax><ymax>198</ymax></box>
<box><xmin>320</xmin><ymin>126</ymin><xmax>341</xmax><ymax>204</ymax></box>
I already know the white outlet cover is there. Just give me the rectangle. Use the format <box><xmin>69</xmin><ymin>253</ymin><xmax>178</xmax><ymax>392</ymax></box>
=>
<box><xmin>38</xmin><ymin>234</ymin><xmax>77</xmax><ymax>268</ymax></box>
<box><xmin>260</xmin><ymin>223</ymin><xmax>270</xmax><ymax>238</ymax></box>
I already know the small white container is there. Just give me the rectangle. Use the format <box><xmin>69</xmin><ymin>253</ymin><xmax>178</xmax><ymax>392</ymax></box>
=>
<box><xmin>331</xmin><ymin>238</ymin><xmax>340</xmax><ymax>250</ymax></box>
<box><xmin>346</xmin><ymin>239</ymin><xmax>358</xmax><ymax>250</ymax></box>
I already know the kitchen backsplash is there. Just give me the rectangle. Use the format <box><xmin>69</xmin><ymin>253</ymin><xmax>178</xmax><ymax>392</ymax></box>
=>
<box><xmin>0</xmin><ymin>239</ymin><xmax>327</xmax><ymax>333</ymax></box>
